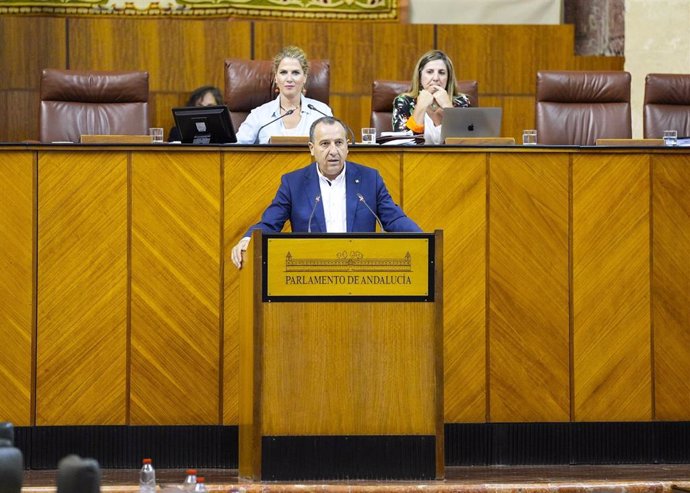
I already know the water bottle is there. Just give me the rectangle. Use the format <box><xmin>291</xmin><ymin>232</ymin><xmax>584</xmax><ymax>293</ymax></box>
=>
<box><xmin>193</xmin><ymin>476</ymin><xmax>207</xmax><ymax>493</ymax></box>
<box><xmin>182</xmin><ymin>469</ymin><xmax>197</xmax><ymax>491</ymax></box>
<box><xmin>139</xmin><ymin>458</ymin><xmax>156</xmax><ymax>493</ymax></box>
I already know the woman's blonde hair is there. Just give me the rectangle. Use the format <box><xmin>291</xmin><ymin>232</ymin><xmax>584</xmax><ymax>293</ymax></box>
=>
<box><xmin>405</xmin><ymin>50</ymin><xmax>457</xmax><ymax>100</ymax></box>
<box><xmin>272</xmin><ymin>46</ymin><xmax>310</xmax><ymax>80</ymax></box>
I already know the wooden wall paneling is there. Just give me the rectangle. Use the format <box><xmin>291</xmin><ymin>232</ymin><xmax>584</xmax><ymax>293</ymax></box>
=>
<box><xmin>0</xmin><ymin>16</ymin><xmax>66</xmax><ymax>141</ymax></box>
<box><xmin>1</xmin><ymin>90</ymin><xmax>40</xmax><ymax>142</ymax></box>
<box><xmin>0</xmin><ymin>92</ymin><xmax>4</xmax><ymax>141</ymax></box>
<box><xmin>371</xmin><ymin>24</ymin><xmax>435</xmax><ymax>81</ymax></box>
<box><xmin>437</xmin><ymin>25</ymin><xmax>495</xmax><ymax>94</ymax></box>
<box><xmin>538</xmin><ymin>24</ymin><xmax>576</xmax><ymax>71</ymax></box>
<box><xmin>652</xmin><ymin>154</ymin><xmax>690</xmax><ymax>420</ymax></box>
<box><xmin>486</xmin><ymin>25</ymin><xmax>542</xmax><ymax>95</ymax></box>
<box><xmin>329</xmin><ymin>95</ymin><xmax>372</xmax><ymax>141</ymax></box>
<box><xmin>130</xmin><ymin>151</ymin><xmax>221</xmax><ymax>425</ymax></box>
<box><xmin>0</xmin><ymin>151</ymin><xmax>34</xmax><ymax>426</ymax></box>
<box><xmin>68</xmin><ymin>19</ymin><xmax>252</xmax><ymax>87</ymax></box>
<box><xmin>0</xmin><ymin>16</ymin><xmax>66</xmax><ymax>89</ymax></box>
<box><xmin>572</xmin><ymin>152</ymin><xmax>651</xmax><ymax>421</ymax></box>
<box><xmin>488</xmin><ymin>152</ymin><xmax>570</xmax><ymax>422</ymax></box>
<box><xmin>403</xmin><ymin>150</ymin><xmax>486</xmax><ymax>422</ymax></box>
<box><xmin>68</xmin><ymin>19</ymin><xmax>133</xmax><ymax>72</ymax></box>
<box><xmin>36</xmin><ymin>151</ymin><xmax>128</xmax><ymax>425</ymax></box>
<box><xmin>223</xmin><ymin>150</ymin><xmax>310</xmax><ymax>424</ymax></box>
<box><xmin>501</xmin><ymin>96</ymin><xmax>537</xmax><ymax>143</ymax></box>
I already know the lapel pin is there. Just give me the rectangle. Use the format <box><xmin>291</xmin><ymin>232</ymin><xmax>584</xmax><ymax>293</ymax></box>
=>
<box><xmin>355</xmin><ymin>179</ymin><xmax>360</xmax><ymax>184</ymax></box>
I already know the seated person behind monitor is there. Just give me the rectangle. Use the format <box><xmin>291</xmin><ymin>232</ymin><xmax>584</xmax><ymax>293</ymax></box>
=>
<box><xmin>235</xmin><ymin>46</ymin><xmax>333</xmax><ymax>145</ymax></box>
<box><xmin>392</xmin><ymin>49</ymin><xmax>470</xmax><ymax>145</ymax></box>
<box><xmin>230</xmin><ymin>116</ymin><xmax>421</xmax><ymax>268</ymax></box>
<box><xmin>169</xmin><ymin>85</ymin><xmax>223</xmax><ymax>142</ymax></box>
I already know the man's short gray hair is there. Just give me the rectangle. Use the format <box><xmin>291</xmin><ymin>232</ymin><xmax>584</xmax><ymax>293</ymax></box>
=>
<box><xmin>309</xmin><ymin>116</ymin><xmax>348</xmax><ymax>142</ymax></box>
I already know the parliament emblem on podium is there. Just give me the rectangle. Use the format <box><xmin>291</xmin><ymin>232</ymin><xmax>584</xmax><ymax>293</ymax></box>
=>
<box><xmin>262</xmin><ymin>233</ymin><xmax>434</xmax><ymax>302</ymax></box>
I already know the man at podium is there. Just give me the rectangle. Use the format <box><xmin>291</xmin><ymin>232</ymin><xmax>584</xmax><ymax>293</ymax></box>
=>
<box><xmin>230</xmin><ymin>116</ymin><xmax>421</xmax><ymax>268</ymax></box>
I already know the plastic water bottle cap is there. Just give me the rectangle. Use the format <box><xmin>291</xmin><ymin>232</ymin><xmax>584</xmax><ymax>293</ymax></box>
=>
<box><xmin>142</xmin><ymin>458</ymin><xmax>152</xmax><ymax>464</ymax></box>
<box><xmin>197</xmin><ymin>477</ymin><xmax>205</xmax><ymax>483</ymax></box>
<box><xmin>186</xmin><ymin>469</ymin><xmax>197</xmax><ymax>474</ymax></box>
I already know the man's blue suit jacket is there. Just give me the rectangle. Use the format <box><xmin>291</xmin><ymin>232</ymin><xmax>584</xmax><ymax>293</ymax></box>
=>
<box><xmin>245</xmin><ymin>161</ymin><xmax>422</xmax><ymax>236</ymax></box>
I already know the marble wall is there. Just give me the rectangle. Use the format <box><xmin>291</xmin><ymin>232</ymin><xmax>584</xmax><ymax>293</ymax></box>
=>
<box><xmin>564</xmin><ymin>0</ymin><xmax>625</xmax><ymax>56</ymax></box>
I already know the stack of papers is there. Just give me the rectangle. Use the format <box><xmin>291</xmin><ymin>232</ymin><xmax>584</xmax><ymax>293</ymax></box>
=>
<box><xmin>378</xmin><ymin>130</ymin><xmax>420</xmax><ymax>146</ymax></box>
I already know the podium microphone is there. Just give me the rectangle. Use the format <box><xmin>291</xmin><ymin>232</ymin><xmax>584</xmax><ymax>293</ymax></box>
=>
<box><xmin>356</xmin><ymin>193</ymin><xmax>386</xmax><ymax>232</ymax></box>
<box><xmin>307</xmin><ymin>195</ymin><xmax>321</xmax><ymax>233</ymax></box>
<box><xmin>307</xmin><ymin>104</ymin><xmax>357</xmax><ymax>144</ymax></box>
<box><xmin>254</xmin><ymin>109</ymin><xmax>295</xmax><ymax>143</ymax></box>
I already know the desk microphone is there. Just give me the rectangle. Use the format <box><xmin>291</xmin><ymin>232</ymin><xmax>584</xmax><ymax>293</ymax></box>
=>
<box><xmin>307</xmin><ymin>195</ymin><xmax>321</xmax><ymax>233</ymax></box>
<box><xmin>254</xmin><ymin>109</ymin><xmax>295</xmax><ymax>144</ymax></box>
<box><xmin>307</xmin><ymin>104</ymin><xmax>357</xmax><ymax>144</ymax></box>
<box><xmin>356</xmin><ymin>193</ymin><xmax>386</xmax><ymax>232</ymax></box>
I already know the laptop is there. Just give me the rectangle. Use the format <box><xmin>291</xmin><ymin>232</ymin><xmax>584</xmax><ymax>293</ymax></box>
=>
<box><xmin>440</xmin><ymin>107</ymin><xmax>503</xmax><ymax>142</ymax></box>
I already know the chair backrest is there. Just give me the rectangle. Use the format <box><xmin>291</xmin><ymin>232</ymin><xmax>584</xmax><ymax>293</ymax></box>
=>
<box><xmin>0</xmin><ymin>446</ymin><xmax>23</xmax><ymax>493</ymax></box>
<box><xmin>57</xmin><ymin>455</ymin><xmax>101</xmax><ymax>493</ymax></box>
<box><xmin>535</xmin><ymin>70</ymin><xmax>631</xmax><ymax>145</ymax></box>
<box><xmin>40</xmin><ymin>69</ymin><xmax>149</xmax><ymax>144</ymax></box>
<box><xmin>370</xmin><ymin>79</ymin><xmax>479</xmax><ymax>133</ymax></box>
<box><xmin>224</xmin><ymin>59</ymin><xmax>330</xmax><ymax>131</ymax></box>
<box><xmin>644</xmin><ymin>73</ymin><xmax>690</xmax><ymax>138</ymax></box>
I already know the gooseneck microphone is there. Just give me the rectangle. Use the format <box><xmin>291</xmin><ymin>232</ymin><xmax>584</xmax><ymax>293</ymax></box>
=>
<box><xmin>307</xmin><ymin>104</ymin><xmax>357</xmax><ymax>144</ymax></box>
<box><xmin>307</xmin><ymin>195</ymin><xmax>321</xmax><ymax>233</ymax></box>
<box><xmin>254</xmin><ymin>109</ymin><xmax>295</xmax><ymax>144</ymax></box>
<box><xmin>356</xmin><ymin>193</ymin><xmax>386</xmax><ymax>233</ymax></box>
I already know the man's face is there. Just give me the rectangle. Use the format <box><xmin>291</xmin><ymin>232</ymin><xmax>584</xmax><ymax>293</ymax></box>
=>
<box><xmin>309</xmin><ymin>122</ymin><xmax>349</xmax><ymax>180</ymax></box>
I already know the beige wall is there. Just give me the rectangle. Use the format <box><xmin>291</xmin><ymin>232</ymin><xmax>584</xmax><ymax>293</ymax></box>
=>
<box><xmin>408</xmin><ymin>0</ymin><xmax>562</xmax><ymax>24</ymax></box>
<box><xmin>625</xmin><ymin>0</ymin><xmax>690</xmax><ymax>137</ymax></box>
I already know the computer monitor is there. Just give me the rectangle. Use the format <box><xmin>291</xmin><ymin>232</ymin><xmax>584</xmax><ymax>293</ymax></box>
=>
<box><xmin>172</xmin><ymin>105</ymin><xmax>237</xmax><ymax>144</ymax></box>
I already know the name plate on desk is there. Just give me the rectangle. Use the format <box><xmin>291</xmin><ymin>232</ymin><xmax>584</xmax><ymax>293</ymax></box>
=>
<box><xmin>262</xmin><ymin>233</ymin><xmax>435</xmax><ymax>302</ymax></box>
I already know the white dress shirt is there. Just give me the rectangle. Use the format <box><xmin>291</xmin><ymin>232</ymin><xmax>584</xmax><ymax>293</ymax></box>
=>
<box><xmin>316</xmin><ymin>162</ymin><xmax>347</xmax><ymax>233</ymax></box>
<box><xmin>424</xmin><ymin>112</ymin><xmax>443</xmax><ymax>145</ymax></box>
<box><xmin>235</xmin><ymin>95</ymin><xmax>333</xmax><ymax>144</ymax></box>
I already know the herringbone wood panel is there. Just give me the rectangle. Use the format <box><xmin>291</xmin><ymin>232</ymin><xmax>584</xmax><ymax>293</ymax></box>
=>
<box><xmin>572</xmin><ymin>153</ymin><xmax>651</xmax><ymax>421</ymax></box>
<box><xmin>0</xmin><ymin>152</ymin><xmax>33</xmax><ymax>425</ymax></box>
<box><xmin>36</xmin><ymin>151</ymin><xmax>128</xmax><ymax>425</ymax></box>
<box><xmin>652</xmin><ymin>154</ymin><xmax>690</xmax><ymax>420</ymax></box>
<box><xmin>403</xmin><ymin>151</ymin><xmax>486</xmax><ymax>422</ymax></box>
<box><xmin>223</xmin><ymin>151</ymin><xmax>307</xmax><ymax>424</ymax></box>
<box><xmin>130</xmin><ymin>151</ymin><xmax>221</xmax><ymax>425</ymax></box>
<box><xmin>489</xmin><ymin>153</ymin><xmax>570</xmax><ymax>422</ymax></box>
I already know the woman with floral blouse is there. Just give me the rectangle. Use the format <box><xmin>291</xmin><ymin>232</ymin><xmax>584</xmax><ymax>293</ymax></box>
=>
<box><xmin>392</xmin><ymin>50</ymin><xmax>470</xmax><ymax>144</ymax></box>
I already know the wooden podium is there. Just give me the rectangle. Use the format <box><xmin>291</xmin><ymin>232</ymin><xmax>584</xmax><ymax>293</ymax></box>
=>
<box><xmin>238</xmin><ymin>231</ymin><xmax>444</xmax><ymax>481</ymax></box>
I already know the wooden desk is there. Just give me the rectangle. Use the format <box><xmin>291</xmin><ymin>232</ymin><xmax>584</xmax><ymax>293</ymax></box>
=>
<box><xmin>1</xmin><ymin>144</ymin><xmax>689</xmax><ymax>427</ymax></box>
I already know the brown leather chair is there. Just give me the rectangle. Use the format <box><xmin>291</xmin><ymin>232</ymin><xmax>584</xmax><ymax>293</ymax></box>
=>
<box><xmin>224</xmin><ymin>59</ymin><xmax>330</xmax><ymax>131</ymax></box>
<box><xmin>644</xmin><ymin>73</ymin><xmax>690</xmax><ymax>138</ymax></box>
<box><xmin>40</xmin><ymin>69</ymin><xmax>149</xmax><ymax>143</ymax></box>
<box><xmin>535</xmin><ymin>70</ymin><xmax>631</xmax><ymax>145</ymax></box>
<box><xmin>370</xmin><ymin>79</ymin><xmax>479</xmax><ymax>134</ymax></box>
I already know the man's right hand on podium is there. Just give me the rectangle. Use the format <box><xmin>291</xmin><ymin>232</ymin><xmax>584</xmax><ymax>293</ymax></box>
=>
<box><xmin>231</xmin><ymin>237</ymin><xmax>251</xmax><ymax>269</ymax></box>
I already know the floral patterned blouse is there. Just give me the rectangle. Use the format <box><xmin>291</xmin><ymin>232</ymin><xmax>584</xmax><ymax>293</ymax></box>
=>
<box><xmin>392</xmin><ymin>93</ymin><xmax>471</xmax><ymax>132</ymax></box>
